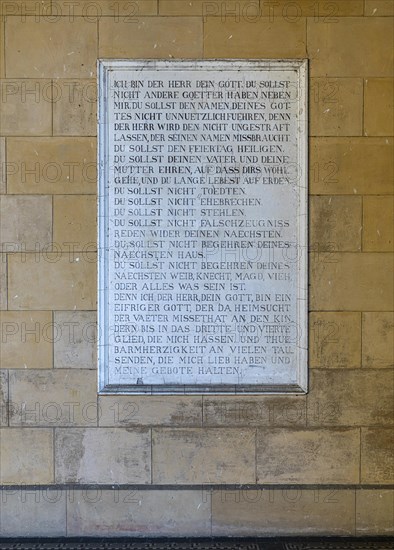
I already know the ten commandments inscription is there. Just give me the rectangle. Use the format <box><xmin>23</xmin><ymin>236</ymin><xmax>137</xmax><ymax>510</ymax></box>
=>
<box><xmin>98</xmin><ymin>60</ymin><xmax>308</xmax><ymax>394</ymax></box>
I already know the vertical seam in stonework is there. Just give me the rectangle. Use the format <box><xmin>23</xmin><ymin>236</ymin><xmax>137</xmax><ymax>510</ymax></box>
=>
<box><xmin>150</xmin><ymin>427</ymin><xmax>153</xmax><ymax>484</ymax></box>
<box><xmin>362</xmin><ymin>78</ymin><xmax>365</xmax><ymax>136</ymax></box>
<box><xmin>201</xmin><ymin>395</ymin><xmax>204</xmax><ymax>427</ymax></box>
<box><xmin>51</xmin><ymin>79</ymin><xmax>54</xmax><ymax>136</ymax></box>
<box><xmin>359</xmin><ymin>427</ymin><xmax>362</xmax><ymax>485</ymax></box>
<box><xmin>361</xmin><ymin>195</ymin><xmax>364</xmax><ymax>252</ymax></box>
<box><xmin>354</xmin><ymin>485</ymin><xmax>357</xmax><ymax>535</ymax></box>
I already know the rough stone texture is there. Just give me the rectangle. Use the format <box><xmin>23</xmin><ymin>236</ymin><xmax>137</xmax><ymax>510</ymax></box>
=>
<box><xmin>256</xmin><ymin>428</ymin><xmax>360</xmax><ymax>483</ymax></box>
<box><xmin>0</xmin><ymin>79</ymin><xmax>52</xmax><ymax>136</ymax></box>
<box><xmin>310</xmin><ymin>137</ymin><xmax>393</xmax><ymax>195</ymax></box>
<box><xmin>309</xmin><ymin>312</ymin><xmax>361</xmax><ymax>368</ymax></box>
<box><xmin>310</xmin><ymin>196</ymin><xmax>362</xmax><ymax>252</ymax></box>
<box><xmin>363</xmin><ymin>196</ymin><xmax>394</xmax><ymax>252</ymax></box>
<box><xmin>0</xmin><ymin>488</ymin><xmax>66</xmax><ymax>536</ymax></box>
<box><xmin>203</xmin><ymin>396</ymin><xmax>307</xmax><ymax>427</ymax></box>
<box><xmin>7</xmin><ymin>137</ymin><xmax>96</xmax><ymax>194</ymax></box>
<box><xmin>361</xmin><ymin>428</ymin><xmax>394</xmax><ymax>484</ymax></box>
<box><xmin>9</xmin><ymin>369</ymin><xmax>98</xmax><ymax>426</ymax></box>
<box><xmin>212</xmin><ymin>489</ymin><xmax>355</xmax><ymax>536</ymax></box>
<box><xmin>54</xmin><ymin>311</ymin><xmax>97</xmax><ymax>369</ymax></box>
<box><xmin>356</xmin><ymin>489</ymin><xmax>394</xmax><ymax>535</ymax></box>
<box><xmin>307</xmin><ymin>17</ymin><xmax>393</xmax><ymax>76</ymax></box>
<box><xmin>160</xmin><ymin>0</ymin><xmax>259</xmax><ymax>16</ymax></box>
<box><xmin>55</xmin><ymin>428</ymin><xmax>151</xmax><ymax>484</ymax></box>
<box><xmin>0</xmin><ymin>255</ymin><xmax>6</xmax><ymax>309</ymax></box>
<box><xmin>99</xmin><ymin>17</ymin><xmax>203</xmax><ymax>58</ymax></box>
<box><xmin>8</xmin><ymin>253</ymin><xmax>96</xmax><ymax>310</ymax></box>
<box><xmin>362</xmin><ymin>312</ymin><xmax>394</xmax><ymax>368</ymax></box>
<box><xmin>53</xmin><ymin>195</ymin><xmax>96</xmax><ymax>251</ymax></box>
<box><xmin>99</xmin><ymin>396</ymin><xmax>202</xmax><ymax>427</ymax></box>
<box><xmin>365</xmin><ymin>0</ymin><xmax>394</xmax><ymax>16</ymax></box>
<box><xmin>364</xmin><ymin>78</ymin><xmax>394</xmax><ymax>136</ymax></box>
<box><xmin>204</xmin><ymin>17</ymin><xmax>306</xmax><ymax>58</ymax></box>
<box><xmin>0</xmin><ymin>17</ymin><xmax>4</xmax><ymax>78</ymax></box>
<box><xmin>54</xmin><ymin>0</ymin><xmax>158</xmax><ymax>16</ymax></box>
<box><xmin>310</xmin><ymin>78</ymin><xmax>363</xmax><ymax>136</ymax></box>
<box><xmin>310</xmin><ymin>252</ymin><xmax>393</xmax><ymax>311</ymax></box>
<box><xmin>152</xmin><ymin>428</ymin><xmax>256</xmax><ymax>484</ymax></box>
<box><xmin>53</xmin><ymin>79</ymin><xmax>97</xmax><ymax>136</ymax></box>
<box><xmin>0</xmin><ymin>310</ymin><xmax>52</xmax><ymax>370</ymax></box>
<box><xmin>307</xmin><ymin>370</ymin><xmax>393</xmax><ymax>427</ymax></box>
<box><xmin>0</xmin><ymin>137</ymin><xmax>5</xmax><ymax>193</ymax></box>
<box><xmin>0</xmin><ymin>369</ymin><xmax>8</xmax><ymax>426</ymax></box>
<box><xmin>67</xmin><ymin>490</ymin><xmax>211</xmax><ymax>536</ymax></box>
<box><xmin>0</xmin><ymin>195</ymin><xmax>52</xmax><ymax>251</ymax></box>
<box><xmin>0</xmin><ymin>428</ymin><xmax>54</xmax><ymax>483</ymax></box>
<box><xmin>6</xmin><ymin>19</ymin><xmax>97</xmax><ymax>78</ymax></box>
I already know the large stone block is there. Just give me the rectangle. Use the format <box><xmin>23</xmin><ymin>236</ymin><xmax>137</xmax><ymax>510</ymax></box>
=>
<box><xmin>53</xmin><ymin>79</ymin><xmax>97</xmax><ymax>136</ymax></box>
<box><xmin>51</xmin><ymin>0</ymin><xmax>158</xmax><ymax>16</ymax></box>
<box><xmin>160</xmin><ymin>0</ymin><xmax>259</xmax><ymax>16</ymax></box>
<box><xmin>55</xmin><ymin>428</ymin><xmax>151</xmax><ymax>483</ymax></box>
<box><xmin>310</xmin><ymin>253</ymin><xmax>393</xmax><ymax>311</ymax></box>
<box><xmin>0</xmin><ymin>428</ymin><xmax>53</xmax><ymax>484</ymax></box>
<box><xmin>0</xmin><ymin>370</ymin><xmax>8</xmax><ymax>426</ymax></box>
<box><xmin>309</xmin><ymin>312</ymin><xmax>361</xmax><ymax>368</ymax></box>
<box><xmin>6</xmin><ymin>18</ymin><xmax>97</xmax><ymax>78</ymax></box>
<box><xmin>99</xmin><ymin>17</ymin><xmax>203</xmax><ymax>58</ymax></box>
<box><xmin>53</xmin><ymin>195</ymin><xmax>96</xmax><ymax>251</ymax></box>
<box><xmin>7</xmin><ymin>137</ymin><xmax>96</xmax><ymax>194</ymax></box>
<box><xmin>310</xmin><ymin>137</ymin><xmax>393</xmax><ymax>195</ymax></box>
<box><xmin>0</xmin><ymin>195</ymin><xmax>52</xmax><ymax>252</ymax></box>
<box><xmin>0</xmin><ymin>137</ymin><xmax>5</xmax><ymax>193</ymax></box>
<box><xmin>67</xmin><ymin>489</ymin><xmax>210</xmax><ymax>536</ymax></box>
<box><xmin>307</xmin><ymin>370</ymin><xmax>393</xmax><ymax>427</ymax></box>
<box><xmin>363</xmin><ymin>196</ymin><xmax>394</xmax><ymax>252</ymax></box>
<box><xmin>257</xmin><ymin>428</ymin><xmax>359</xmax><ymax>483</ymax></box>
<box><xmin>8</xmin><ymin>253</ymin><xmax>96</xmax><ymax>310</ymax></box>
<box><xmin>362</xmin><ymin>312</ymin><xmax>394</xmax><ymax>368</ymax></box>
<box><xmin>152</xmin><ymin>428</ymin><xmax>255</xmax><ymax>484</ymax></box>
<box><xmin>212</xmin><ymin>489</ymin><xmax>355</xmax><ymax>535</ymax></box>
<box><xmin>356</xmin><ymin>489</ymin><xmax>394</xmax><ymax>535</ymax></box>
<box><xmin>0</xmin><ymin>255</ymin><xmax>6</xmax><ymax>309</ymax></box>
<box><xmin>361</xmin><ymin>428</ymin><xmax>394</xmax><ymax>484</ymax></box>
<box><xmin>364</xmin><ymin>78</ymin><xmax>394</xmax><ymax>136</ymax></box>
<box><xmin>0</xmin><ymin>79</ymin><xmax>52</xmax><ymax>136</ymax></box>
<box><xmin>54</xmin><ymin>311</ymin><xmax>97</xmax><ymax>369</ymax></box>
<box><xmin>310</xmin><ymin>78</ymin><xmax>363</xmax><ymax>136</ymax></box>
<box><xmin>9</xmin><ymin>369</ymin><xmax>98</xmax><ymax>426</ymax></box>
<box><xmin>204</xmin><ymin>17</ymin><xmax>306</xmax><ymax>58</ymax></box>
<box><xmin>0</xmin><ymin>311</ymin><xmax>52</xmax><ymax>370</ymax></box>
<box><xmin>308</xmin><ymin>17</ymin><xmax>393</xmax><ymax>76</ymax></box>
<box><xmin>365</xmin><ymin>0</ymin><xmax>394</xmax><ymax>16</ymax></box>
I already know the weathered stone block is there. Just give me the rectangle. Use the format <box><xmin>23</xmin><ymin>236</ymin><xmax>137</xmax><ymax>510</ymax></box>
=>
<box><xmin>363</xmin><ymin>196</ymin><xmax>394</xmax><ymax>252</ymax></box>
<box><xmin>364</xmin><ymin>78</ymin><xmax>394</xmax><ymax>136</ymax></box>
<box><xmin>356</xmin><ymin>489</ymin><xmax>394</xmax><ymax>535</ymax></box>
<box><xmin>53</xmin><ymin>79</ymin><xmax>97</xmax><ymax>136</ymax></box>
<box><xmin>54</xmin><ymin>311</ymin><xmax>97</xmax><ymax>369</ymax></box>
<box><xmin>362</xmin><ymin>312</ymin><xmax>394</xmax><ymax>368</ymax></box>
<box><xmin>53</xmin><ymin>195</ymin><xmax>96</xmax><ymax>251</ymax></box>
<box><xmin>361</xmin><ymin>428</ymin><xmax>394</xmax><ymax>484</ymax></box>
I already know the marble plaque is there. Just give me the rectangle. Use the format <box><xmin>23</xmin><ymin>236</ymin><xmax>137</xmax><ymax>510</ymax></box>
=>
<box><xmin>98</xmin><ymin>60</ymin><xmax>308</xmax><ymax>394</ymax></box>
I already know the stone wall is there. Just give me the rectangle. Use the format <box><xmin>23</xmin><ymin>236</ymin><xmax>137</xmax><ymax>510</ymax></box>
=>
<box><xmin>0</xmin><ymin>0</ymin><xmax>393</xmax><ymax>537</ymax></box>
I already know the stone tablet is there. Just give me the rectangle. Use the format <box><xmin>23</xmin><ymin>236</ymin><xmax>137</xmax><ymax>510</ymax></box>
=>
<box><xmin>98</xmin><ymin>60</ymin><xmax>308</xmax><ymax>394</ymax></box>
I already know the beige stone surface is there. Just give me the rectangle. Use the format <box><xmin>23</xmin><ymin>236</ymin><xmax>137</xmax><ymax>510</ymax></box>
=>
<box><xmin>53</xmin><ymin>195</ymin><xmax>96</xmax><ymax>251</ymax></box>
<box><xmin>260</xmin><ymin>0</ymin><xmax>363</xmax><ymax>16</ymax></box>
<box><xmin>212</xmin><ymin>489</ymin><xmax>355</xmax><ymax>536</ymax></box>
<box><xmin>307</xmin><ymin>370</ymin><xmax>393</xmax><ymax>427</ymax></box>
<box><xmin>55</xmin><ymin>428</ymin><xmax>151</xmax><ymax>484</ymax></box>
<box><xmin>6</xmin><ymin>19</ymin><xmax>97</xmax><ymax>78</ymax></box>
<box><xmin>365</xmin><ymin>0</ymin><xmax>394</xmax><ymax>15</ymax></box>
<box><xmin>0</xmin><ymin>1</ymin><xmax>51</xmax><ymax>18</ymax></box>
<box><xmin>356</xmin><ymin>489</ymin><xmax>394</xmax><ymax>535</ymax></box>
<box><xmin>9</xmin><ymin>369</ymin><xmax>98</xmax><ymax>426</ymax></box>
<box><xmin>310</xmin><ymin>78</ymin><xmax>363</xmax><ymax>136</ymax></box>
<box><xmin>0</xmin><ymin>370</ymin><xmax>8</xmax><ymax>426</ymax></box>
<box><xmin>0</xmin><ymin>79</ymin><xmax>52</xmax><ymax>136</ymax></box>
<box><xmin>8</xmin><ymin>254</ymin><xmax>96</xmax><ymax>310</ymax></box>
<box><xmin>160</xmin><ymin>0</ymin><xmax>259</xmax><ymax>16</ymax></box>
<box><xmin>67</xmin><ymin>490</ymin><xmax>210</xmax><ymax>536</ymax></box>
<box><xmin>53</xmin><ymin>79</ymin><xmax>97</xmax><ymax>136</ymax></box>
<box><xmin>0</xmin><ymin>137</ymin><xmax>5</xmax><ymax>193</ymax></box>
<box><xmin>51</xmin><ymin>0</ymin><xmax>158</xmax><ymax>16</ymax></box>
<box><xmin>99</xmin><ymin>396</ymin><xmax>202</xmax><ymax>427</ymax></box>
<box><xmin>152</xmin><ymin>428</ymin><xmax>255</xmax><ymax>484</ymax></box>
<box><xmin>363</xmin><ymin>196</ymin><xmax>394</xmax><ymax>252</ymax></box>
<box><xmin>362</xmin><ymin>312</ymin><xmax>394</xmax><ymax>368</ymax></box>
<box><xmin>203</xmin><ymin>396</ymin><xmax>307</xmax><ymax>427</ymax></box>
<box><xmin>0</xmin><ymin>311</ymin><xmax>52</xmax><ymax>370</ymax></box>
<box><xmin>54</xmin><ymin>311</ymin><xmax>97</xmax><ymax>369</ymax></box>
<box><xmin>308</xmin><ymin>17</ymin><xmax>393</xmax><ymax>76</ymax></box>
<box><xmin>257</xmin><ymin>428</ymin><xmax>360</xmax><ymax>483</ymax></box>
<box><xmin>310</xmin><ymin>252</ymin><xmax>393</xmax><ymax>311</ymax></box>
<box><xmin>204</xmin><ymin>17</ymin><xmax>306</xmax><ymax>58</ymax></box>
<box><xmin>309</xmin><ymin>312</ymin><xmax>361</xmax><ymax>368</ymax></box>
<box><xmin>7</xmin><ymin>137</ymin><xmax>96</xmax><ymax>194</ymax></box>
<box><xmin>0</xmin><ymin>255</ymin><xmax>6</xmax><ymax>309</ymax></box>
<box><xmin>361</xmin><ymin>428</ymin><xmax>394</xmax><ymax>484</ymax></box>
<box><xmin>0</xmin><ymin>195</ymin><xmax>52</xmax><ymax>251</ymax></box>
<box><xmin>0</xmin><ymin>428</ymin><xmax>53</xmax><ymax>483</ymax></box>
<box><xmin>0</xmin><ymin>489</ymin><xmax>66</xmax><ymax>536</ymax></box>
<box><xmin>364</xmin><ymin>78</ymin><xmax>394</xmax><ymax>136</ymax></box>
<box><xmin>310</xmin><ymin>196</ymin><xmax>362</xmax><ymax>252</ymax></box>
<box><xmin>310</xmin><ymin>137</ymin><xmax>393</xmax><ymax>195</ymax></box>
<box><xmin>0</xmin><ymin>17</ymin><xmax>4</xmax><ymax>78</ymax></box>
<box><xmin>99</xmin><ymin>17</ymin><xmax>203</xmax><ymax>58</ymax></box>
